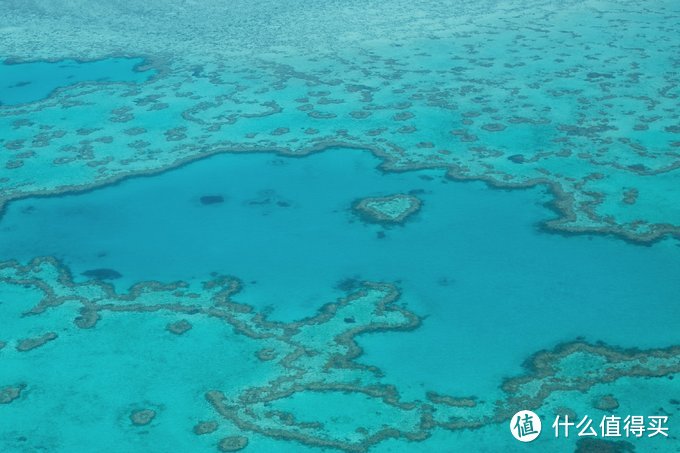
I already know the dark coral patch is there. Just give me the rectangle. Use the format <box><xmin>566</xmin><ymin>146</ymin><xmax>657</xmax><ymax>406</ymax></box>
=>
<box><xmin>586</xmin><ymin>72</ymin><xmax>614</xmax><ymax>80</ymax></box>
<box><xmin>0</xmin><ymin>384</ymin><xmax>26</xmax><ymax>404</ymax></box>
<box><xmin>218</xmin><ymin>436</ymin><xmax>249</xmax><ymax>452</ymax></box>
<box><xmin>575</xmin><ymin>438</ymin><xmax>634</xmax><ymax>452</ymax></box>
<box><xmin>16</xmin><ymin>332</ymin><xmax>58</xmax><ymax>352</ymax></box>
<box><xmin>130</xmin><ymin>409</ymin><xmax>156</xmax><ymax>426</ymax></box>
<box><xmin>336</xmin><ymin>277</ymin><xmax>362</xmax><ymax>292</ymax></box>
<box><xmin>481</xmin><ymin>123</ymin><xmax>507</xmax><ymax>132</ymax></box>
<box><xmin>593</xmin><ymin>394</ymin><xmax>619</xmax><ymax>411</ymax></box>
<box><xmin>508</xmin><ymin>154</ymin><xmax>525</xmax><ymax>164</ymax></box>
<box><xmin>193</xmin><ymin>421</ymin><xmax>218</xmax><ymax>435</ymax></box>
<box><xmin>166</xmin><ymin>319</ymin><xmax>193</xmax><ymax>335</ymax></box>
<box><xmin>200</xmin><ymin>195</ymin><xmax>224</xmax><ymax>205</ymax></box>
<box><xmin>82</xmin><ymin>268</ymin><xmax>122</xmax><ymax>280</ymax></box>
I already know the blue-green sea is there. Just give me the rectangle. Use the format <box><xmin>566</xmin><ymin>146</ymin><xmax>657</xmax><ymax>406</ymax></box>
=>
<box><xmin>0</xmin><ymin>58</ymin><xmax>152</xmax><ymax>106</ymax></box>
<box><xmin>1</xmin><ymin>1</ymin><xmax>679</xmax><ymax>452</ymax></box>
<box><xmin>3</xmin><ymin>148</ymin><xmax>679</xmax><ymax>399</ymax></box>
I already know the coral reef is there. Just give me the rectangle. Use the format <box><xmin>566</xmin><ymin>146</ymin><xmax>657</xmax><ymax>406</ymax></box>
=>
<box><xmin>352</xmin><ymin>194</ymin><xmax>422</xmax><ymax>225</ymax></box>
<box><xmin>16</xmin><ymin>332</ymin><xmax>58</xmax><ymax>352</ymax></box>
<box><xmin>166</xmin><ymin>319</ymin><xmax>193</xmax><ymax>335</ymax></box>
<box><xmin>1</xmin><ymin>257</ymin><xmax>677</xmax><ymax>451</ymax></box>
<box><xmin>130</xmin><ymin>409</ymin><xmax>156</xmax><ymax>426</ymax></box>
<box><xmin>0</xmin><ymin>384</ymin><xmax>26</xmax><ymax>405</ymax></box>
<box><xmin>193</xmin><ymin>421</ymin><xmax>219</xmax><ymax>436</ymax></box>
<box><xmin>1</xmin><ymin>0</ymin><xmax>680</xmax><ymax>243</ymax></box>
<box><xmin>217</xmin><ymin>436</ymin><xmax>248</xmax><ymax>452</ymax></box>
<box><xmin>593</xmin><ymin>394</ymin><xmax>620</xmax><ymax>411</ymax></box>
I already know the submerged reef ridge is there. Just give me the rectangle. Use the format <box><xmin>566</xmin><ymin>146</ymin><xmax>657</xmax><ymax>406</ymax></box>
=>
<box><xmin>1</xmin><ymin>0</ymin><xmax>680</xmax><ymax>243</ymax></box>
<box><xmin>1</xmin><ymin>257</ymin><xmax>677</xmax><ymax>451</ymax></box>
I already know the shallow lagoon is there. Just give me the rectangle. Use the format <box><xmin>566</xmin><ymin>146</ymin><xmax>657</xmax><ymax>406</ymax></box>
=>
<box><xmin>2</xmin><ymin>148</ymin><xmax>678</xmax><ymax>401</ymax></box>
<box><xmin>0</xmin><ymin>57</ymin><xmax>152</xmax><ymax>105</ymax></box>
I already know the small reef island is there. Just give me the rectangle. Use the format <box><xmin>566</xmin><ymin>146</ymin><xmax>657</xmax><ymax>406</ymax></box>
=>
<box><xmin>352</xmin><ymin>193</ymin><xmax>422</xmax><ymax>226</ymax></box>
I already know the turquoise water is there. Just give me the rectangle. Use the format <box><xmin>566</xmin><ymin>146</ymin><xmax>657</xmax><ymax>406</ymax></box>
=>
<box><xmin>0</xmin><ymin>57</ymin><xmax>152</xmax><ymax>105</ymax></box>
<box><xmin>2</xmin><ymin>148</ymin><xmax>678</xmax><ymax>402</ymax></box>
<box><xmin>2</xmin><ymin>1</ymin><xmax>680</xmax><ymax>451</ymax></box>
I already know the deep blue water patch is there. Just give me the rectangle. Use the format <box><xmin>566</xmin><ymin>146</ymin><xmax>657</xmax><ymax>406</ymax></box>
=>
<box><xmin>0</xmin><ymin>57</ymin><xmax>153</xmax><ymax>105</ymax></box>
<box><xmin>1</xmin><ymin>148</ymin><xmax>679</xmax><ymax>397</ymax></box>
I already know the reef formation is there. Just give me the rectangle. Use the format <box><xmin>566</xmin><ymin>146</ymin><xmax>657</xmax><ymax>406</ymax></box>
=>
<box><xmin>1</xmin><ymin>0</ymin><xmax>680</xmax><ymax>243</ymax></box>
<box><xmin>352</xmin><ymin>194</ymin><xmax>422</xmax><ymax>225</ymax></box>
<box><xmin>1</xmin><ymin>257</ymin><xmax>677</xmax><ymax>451</ymax></box>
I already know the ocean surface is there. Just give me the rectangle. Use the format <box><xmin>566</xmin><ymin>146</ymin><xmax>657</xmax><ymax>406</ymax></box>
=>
<box><xmin>1</xmin><ymin>1</ymin><xmax>679</xmax><ymax>452</ymax></box>
<box><xmin>0</xmin><ymin>58</ymin><xmax>151</xmax><ymax>106</ymax></box>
